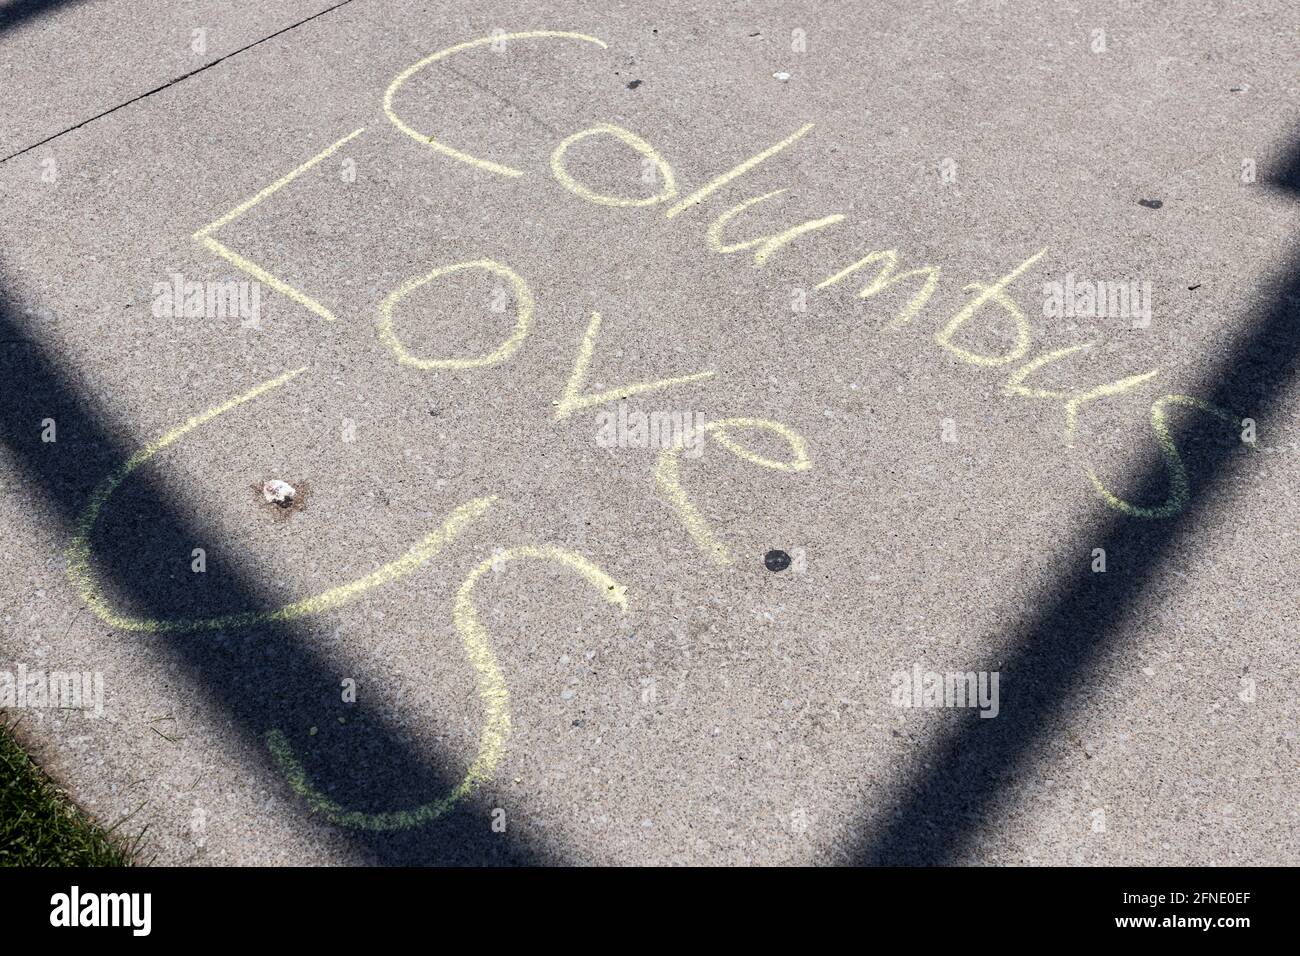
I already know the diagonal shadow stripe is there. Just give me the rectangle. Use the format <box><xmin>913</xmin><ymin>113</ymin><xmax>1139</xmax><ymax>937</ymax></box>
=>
<box><xmin>0</xmin><ymin>285</ymin><xmax>564</xmax><ymax>865</ymax></box>
<box><xmin>848</xmin><ymin>132</ymin><xmax>1300</xmax><ymax>864</ymax></box>
<box><xmin>0</xmin><ymin>0</ymin><xmax>88</xmax><ymax>34</ymax></box>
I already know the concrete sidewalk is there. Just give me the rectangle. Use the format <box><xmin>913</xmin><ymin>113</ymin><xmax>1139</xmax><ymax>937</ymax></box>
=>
<box><xmin>0</xmin><ymin>0</ymin><xmax>1296</xmax><ymax>864</ymax></box>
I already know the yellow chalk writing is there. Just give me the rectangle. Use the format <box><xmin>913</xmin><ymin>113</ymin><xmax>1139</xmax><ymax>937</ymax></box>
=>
<box><xmin>705</xmin><ymin>188</ymin><xmax>845</xmax><ymax>266</ymax></box>
<box><xmin>817</xmin><ymin>249</ymin><xmax>941</xmax><ymax>327</ymax></box>
<box><xmin>550</xmin><ymin>123</ymin><xmax>677</xmax><ymax>207</ymax></box>
<box><xmin>1003</xmin><ymin>343</ymin><xmax>1160</xmax><ymax>443</ymax></box>
<box><xmin>554</xmin><ymin>311</ymin><xmax>713</xmax><ymax>420</ymax></box>
<box><xmin>665</xmin><ymin>123</ymin><xmax>815</xmax><ymax>219</ymax></box>
<box><xmin>194</xmin><ymin>128</ymin><xmax>366</xmax><ymax>323</ymax></box>
<box><xmin>655</xmin><ymin>417</ymin><xmax>811</xmax><ymax>564</ymax></box>
<box><xmin>378</xmin><ymin>259</ymin><xmax>535</xmax><ymax>370</ymax></box>
<box><xmin>934</xmin><ymin>249</ymin><xmax>1045</xmax><ymax>366</ymax></box>
<box><xmin>66</xmin><ymin>367</ymin><xmax>495</xmax><ymax>633</ymax></box>
<box><xmin>383</xmin><ymin>31</ymin><xmax>607</xmax><ymax>177</ymax></box>
<box><xmin>1086</xmin><ymin>394</ymin><xmax>1241</xmax><ymax>519</ymax></box>
<box><xmin>267</xmin><ymin>545</ymin><xmax>627</xmax><ymax>830</ymax></box>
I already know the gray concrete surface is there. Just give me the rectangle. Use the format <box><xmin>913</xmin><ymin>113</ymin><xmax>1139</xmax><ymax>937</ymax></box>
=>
<box><xmin>0</xmin><ymin>0</ymin><xmax>1296</xmax><ymax>864</ymax></box>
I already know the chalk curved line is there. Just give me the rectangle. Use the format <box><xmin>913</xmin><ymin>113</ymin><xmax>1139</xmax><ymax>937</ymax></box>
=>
<box><xmin>707</xmin><ymin>189</ymin><xmax>788</xmax><ymax>252</ymax></box>
<box><xmin>655</xmin><ymin>417</ymin><xmax>812</xmax><ymax>565</ymax></box>
<box><xmin>378</xmin><ymin>259</ymin><xmax>535</xmax><ymax>370</ymax></box>
<box><xmin>705</xmin><ymin>188</ymin><xmax>845</xmax><ymax>266</ymax></box>
<box><xmin>1086</xmin><ymin>394</ymin><xmax>1240</xmax><ymax>520</ymax></box>
<box><xmin>383</xmin><ymin>30</ymin><xmax>608</xmax><ymax>178</ymax></box>
<box><xmin>654</xmin><ymin>450</ymin><xmax>732</xmax><ymax>565</ymax></box>
<box><xmin>266</xmin><ymin>545</ymin><xmax>628</xmax><ymax>831</ymax></box>
<box><xmin>550</xmin><ymin>123</ymin><xmax>678</xmax><ymax>207</ymax></box>
<box><xmin>704</xmin><ymin>417</ymin><xmax>812</xmax><ymax>473</ymax></box>
<box><xmin>1002</xmin><ymin>343</ymin><xmax>1160</xmax><ymax>446</ymax></box>
<box><xmin>66</xmin><ymin>367</ymin><xmax>496</xmax><ymax>633</ymax></box>
<box><xmin>933</xmin><ymin>249</ymin><xmax>1046</xmax><ymax>368</ymax></box>
<box><xmin>815</xmin><ymin>249</ymin><xmax>942</xmax><ymax>329</ymax></box>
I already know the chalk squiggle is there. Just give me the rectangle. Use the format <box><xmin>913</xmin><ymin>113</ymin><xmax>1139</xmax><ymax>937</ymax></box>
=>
<box><xmin>66</xmin><ymin>367</ymin><xmax>495</xmax><ymax>633</ymax></box>
<box><xmin>267</xmin><ymin>546</ymin><xmax>627</xmax><ymax>830</ymax></box>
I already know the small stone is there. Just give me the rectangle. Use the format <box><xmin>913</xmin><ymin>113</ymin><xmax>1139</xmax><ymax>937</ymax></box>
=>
<box><xmin>262</xmin><ymin>479</ymin><xmax>296</xmax><ymax>505</ymax></box>
<box><xmin>773</xmin><ymin>71</ymin><xmax>791</xmax><ymax>82</ymax></box>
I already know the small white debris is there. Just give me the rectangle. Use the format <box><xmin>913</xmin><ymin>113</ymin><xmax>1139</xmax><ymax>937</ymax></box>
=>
<box><xmin>773</xmin><ymin>71</ymin><xmax>791</xmax><ymax>82</ymax></box>
<box><xmin>262</xmin><ymin>479</ymin><xmax>296</xmax><ymax>504</ymax></box>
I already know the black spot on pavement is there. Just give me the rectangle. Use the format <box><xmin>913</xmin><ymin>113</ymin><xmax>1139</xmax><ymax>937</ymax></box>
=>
<box><xmin>765</xmin><ymin>549</ymin><xmax>792</xmax><ymax>572</ymax></box>
<box><xmin>627</xmin><ymin>79</ymin><xmax>642</xmax><ymax>89</ymax></box>
<box><xmin>1137</xmin><ymin>198</ymin><xmax>1163</xmax><ymax>209</ymax></box>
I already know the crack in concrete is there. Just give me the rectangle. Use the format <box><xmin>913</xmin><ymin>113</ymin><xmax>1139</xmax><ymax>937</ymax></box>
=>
<box><xmin>0</xmin><ymin>0</ymin><xmax>361</xmax><ymax>165</ymax></box>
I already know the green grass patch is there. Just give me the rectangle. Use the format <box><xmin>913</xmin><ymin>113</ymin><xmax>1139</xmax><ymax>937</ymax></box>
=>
<box><xmin>0</xmin><ymin>718</ymin><xmax>134</xmax><ymax>866</ymax></box>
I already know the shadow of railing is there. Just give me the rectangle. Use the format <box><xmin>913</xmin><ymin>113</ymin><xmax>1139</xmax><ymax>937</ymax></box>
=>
<box><xmin>849</xmin><ymin>134</ymin><xmax>1300</xmax><ymax>864</ymax></box>
<box><xmin>0</xmin><ymin>0</ymin><xmax>88</xmax><ymax>34</ymax></box>
<box><xmin>0</xmin><ymin>285</ymin><xmax>562</xmax><ymax>865</ymax></box>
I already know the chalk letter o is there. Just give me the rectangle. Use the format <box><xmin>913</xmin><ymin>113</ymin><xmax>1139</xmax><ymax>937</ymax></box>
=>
<box><xmin>379</xmin><ymin>260</ymin><xmax>534</xmax><ymax>370</ymax></box>
<box><xmin>550</xmin><ymin>124</ymin><xmax>677</xmax><ymax>208</ymax></box>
